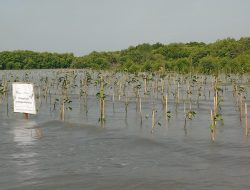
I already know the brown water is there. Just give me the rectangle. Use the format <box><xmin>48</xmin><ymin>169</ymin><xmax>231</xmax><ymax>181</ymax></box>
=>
<box><xmin>0</xmin><ymin>70</ymin><xmax>250</xmax><ymax>189</ymax></box>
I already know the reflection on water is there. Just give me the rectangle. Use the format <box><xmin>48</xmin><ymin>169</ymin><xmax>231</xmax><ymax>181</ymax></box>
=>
<box><xmin>12</xmin><ymin>121</ymin><xmax>37</xmax><ymax>145</ymax></box>
<box><xmin>8</xmin><ymin>120</ymin><xmax>41</xmax><ymax>186</ymax></box>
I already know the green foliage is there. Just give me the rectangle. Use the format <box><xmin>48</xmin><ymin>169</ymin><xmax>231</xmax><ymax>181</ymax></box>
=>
<box><xmin>0</xmin><ymin>50</ymin><xmax>74</xmax><ymax>70</ymax></box>
<box><xmin>186</xmin><ymin>110</ymin><xmax>196</xmax><ymax>120</ymax></box>
<box><xmin>1</xmin><ymin>37</ymin><xmax>250</xmax><ymax>74</ymax></box>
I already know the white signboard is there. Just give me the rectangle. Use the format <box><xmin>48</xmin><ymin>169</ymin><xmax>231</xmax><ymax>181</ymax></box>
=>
<box><xmin>12</xmin><ymin>83</ymin><xmax>36</xmax><ymax>114</ymax></box>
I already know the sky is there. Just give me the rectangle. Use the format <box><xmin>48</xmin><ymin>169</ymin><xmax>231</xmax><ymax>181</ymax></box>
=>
<box><xmin>0</xmin><ymin>0</ymin><xmax>250</xmax><ymax>56</ymax></box>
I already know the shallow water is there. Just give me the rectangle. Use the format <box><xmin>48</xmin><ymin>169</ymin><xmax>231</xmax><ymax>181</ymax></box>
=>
<box><xmin>1</xmin><ymin>111</ymin><xmax>250</xmax><ymax>190</ymax></box>
<box><xmin>1</xmin><ymin>70</ymin><xmax>250</xmax><ymax>189</ymax></box>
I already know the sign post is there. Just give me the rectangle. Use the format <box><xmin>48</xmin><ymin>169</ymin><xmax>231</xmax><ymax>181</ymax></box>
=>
<box><xmin>12</xmin><ymin>83</ymin><xmax>36</xmax><ymax>118</ymax></box>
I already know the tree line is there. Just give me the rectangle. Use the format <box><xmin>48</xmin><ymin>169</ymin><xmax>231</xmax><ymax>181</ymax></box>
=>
<box><xmin>1</xmin><ymin>37</ymin><xmax>250</xmax><ymax>74</ymax></box>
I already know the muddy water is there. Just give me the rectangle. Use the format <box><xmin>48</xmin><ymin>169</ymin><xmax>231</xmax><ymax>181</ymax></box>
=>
<box><xmin>1</xmin><ymin>70</ymin><xmax>250</xmax><ymax>189</ymax></box>
<box><xmin>1</xmin><ymin>100</ymin><xmax>250</xmax><ymax>190</ymax></box>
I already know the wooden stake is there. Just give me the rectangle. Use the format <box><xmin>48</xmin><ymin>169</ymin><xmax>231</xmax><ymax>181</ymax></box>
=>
<box><xmin>245</xmin><ymin>102</ymin><xmax>248</xmax><ymax>137</ymax></box>
<box><xmin>240</xmin><ymin>94</ymin><xmax>243</xmax><ymax>124</ymax></box>
<box><xmin>177</xmin><ymin>82</ymin><xmax>180</xmax><ymax>104</ymax></box>
<box><xmin>213</xmin><ymin>96</ymin><xmax>217</xmax><ymax>115</ymax></box>
<box><xmin>210</xmin><ymin>109</ymin><xmax>215</xmax><ymax>142</ymax></box>
<box><xmin>102</xmin><ymin>99</ymin><xmax>105</xmax><ymax>121</ymax></box>
<box><xmin>24</xmin><ymin>113</ymin><xmax>29</xmax><ymax>119</ymax></box>
<box><xmin>165</xmin><ymin>94</ymin><xmax>168</xmax><ymax>121</ymax></box>
<box><xmin>61</xmin><ymin>101</ymin><xmax>65</xmax><ymax>121</ymax></box>
<box><xmin>139</xmin><ymin>96</ymin><xmax>142</xmax><ymax>114</ymax></box>
<box><xmin>139</xmin><ymin>96</ymin><xmax>142</xmax><ymax>125</ymax></box>
<box><xmin>144</xmin><ymin>78</ymin><xmax>147</xmax><ymax>94</ymax></box>
<box><xmin>152</xmin><ymin>109</ymin><xmax>155</xmax><ymax>129</ymax></box>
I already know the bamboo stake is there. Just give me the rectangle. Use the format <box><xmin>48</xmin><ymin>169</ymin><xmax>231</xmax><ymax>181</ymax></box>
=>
<box><xmin>177</xmin><ymin>82</ymin><xmax>180</xmax><ymax>104</ymax></box>
<box><xmin>210</xmin><ymin>109</ymin><xmax>215</xmax><ymax>142</ymax></box>
<box><xmin>139</xmin><ymin>96</ymin><xmax>142</xmax><ymax>125</ymax></box>
<box><xmin>240</xmin><ymin>94</ymin><xmax>243</xmax><ymax>124</ymax></box>
<box><xmin>102</xmin><ymin>99</ymin><xmax>105</xmax><ymax>121</ymax></box>
<box><xmin>152</xmin><ymin>109</ymin><xmax>155</xmax><ymax>129</ymax></box>
<box><xmin>139</xmin><ymin>96</ymin><xmax>142</xmax><ymax>114</ymax></box>
<box><xmin>165</xmin><ymin>94</ymin><xmax>168</xmax><ymax>121</ymax></box>
<box><xmin>213</xmin><ymin>96</ymin><xmax>217</xmax><ymax>115</ymax></box>
<box><xmin>118</xmin><ymin>83</ymin><xmax>121</xmax><ymax>101</ymax></box>
<box><xmin>61</xmin><ymin>100</ymin><xmax>65</xmax><ymax>121</ymax></box>
<box><xmin>112</xmin><ymin>89</ymin><xmax>115</xmax><ymax>112</ymax></box>
<box><xmin>161</xmin><ymin>79</ymin><xmax>164</xmax><ymax>94</ymax></box>
<box><xmin>245</xmin><ymin>102</ymin><xmax>248</xmax><ymax>137</ymax></box>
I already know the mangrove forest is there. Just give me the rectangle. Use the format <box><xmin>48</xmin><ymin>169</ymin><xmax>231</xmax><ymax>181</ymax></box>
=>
<box><xmin>1</xmin><ymin>37</ymin><xmax>250</xmax><ymax>74</ymax></box>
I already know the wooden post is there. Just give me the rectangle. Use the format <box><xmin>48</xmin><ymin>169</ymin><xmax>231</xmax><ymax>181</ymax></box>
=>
<box><xmin>24</xmin><ymin>113</ymin><xmax>29</xmax><ymax>119</ymax></box>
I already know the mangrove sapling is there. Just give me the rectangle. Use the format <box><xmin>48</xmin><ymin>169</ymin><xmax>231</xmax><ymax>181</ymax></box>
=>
<box><xmin>96</xmin><ymin>76</ymin><xmax>106</xmax><ymax>124</ymax></box>
<box><xmin>165</xmin><ymin>94</ymin><xmax>172</xmax><ymax>122</ymax></box>
<box><xmin>237</xmin><ymin>85</ymin><xmax>247</xmax><ymax>124</ymax></box>
<box><xmin>0</xmin><ymin>83</ymin><xmax>5</xmax><ymax>103</ymax></box>
<box><xmin>214</xmin><ymin>113</ymin><xmax>224</xmax><ymax>126</ymax></box>
<box><xmin>124</xmin><ymin>94</ymin><xmax>129</xmax><ymax>117</ymax></box>
<box><xmin>184</xmin><ymin>105</ymin><xmax>196</xmax><ymax>134</ymax></box>
<box><xmin>79</xmin><ymin>73</ymin><xmax>91</xmax><ymax>115</ymax></box>
<box><xmin>186</xmin><ymin>110</ymin><xmax>196</xmax><ymax>120</ymax></box>
<box><xmin>60</xmin><ymin>97</ymin><xmax>72</xmax><ymax>121</ymax></box>
<box><xmin>166</xmin><ymin>111</ymin><xmax>172</xmax><ymax>121</ymax></box>
<box><xmin>58</xmin><ymin>75</ymin><xmax>72</xmax><ymax>121</ymax></box>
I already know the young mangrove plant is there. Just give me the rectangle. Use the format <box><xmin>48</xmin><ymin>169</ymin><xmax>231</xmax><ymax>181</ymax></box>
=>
<box><xmin>96</xmin><ymin>76</ymin><xmax>106</xmax><ymax>124</ymax></box>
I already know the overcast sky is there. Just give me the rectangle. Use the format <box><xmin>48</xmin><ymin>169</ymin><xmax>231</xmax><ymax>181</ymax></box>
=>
<box><xmin>0</xmin><ymin>0</ymin><xmax>250</xmax><ymax>56</ymax></box>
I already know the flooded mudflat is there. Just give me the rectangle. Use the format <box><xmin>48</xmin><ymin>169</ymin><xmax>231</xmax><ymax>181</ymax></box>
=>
<box><xmin>0</xmin><ymin>69</ymin><xmax>250</xmax><ymax>189</ymax></box>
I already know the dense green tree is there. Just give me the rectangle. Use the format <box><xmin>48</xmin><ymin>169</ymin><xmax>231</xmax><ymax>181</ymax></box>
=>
<box><xmin>1</xmin><ymin>37</ymin><xmax>250</xmax><ymax>74</ymax></box>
